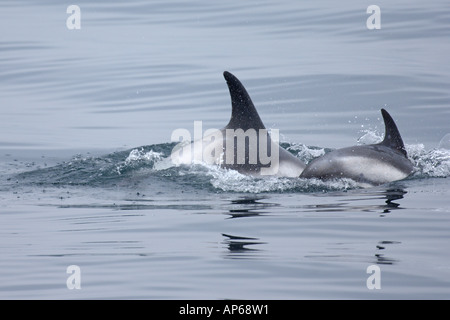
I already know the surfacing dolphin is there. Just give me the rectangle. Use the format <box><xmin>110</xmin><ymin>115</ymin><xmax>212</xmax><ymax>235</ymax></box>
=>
<box><xmin>170</xmin><ymin>71</ymin><xmax>306</xmax><ymax>177</ymax></box>
<box><xmin>300</xmin><ymin>108</ymin><xmax>414</xmax><ymax>186</ymax></box>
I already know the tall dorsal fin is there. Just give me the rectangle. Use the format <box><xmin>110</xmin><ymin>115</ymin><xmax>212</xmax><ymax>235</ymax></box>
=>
<box><xmin>380</xmin><ymin>108</ymin><xmax>407</xmax><ymax>157</ymax></box>
<box><xmin>223</xmin><ymin>71</ymin><xmax>266</xmax><ymax>131</ymax></box>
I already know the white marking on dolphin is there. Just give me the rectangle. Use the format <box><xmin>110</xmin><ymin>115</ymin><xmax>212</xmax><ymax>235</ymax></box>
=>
<box><xmin>300</xmin><ymin>109</ymin><xmax>414</xmax><ymax>186</ymax></box>
<box><xmin>170</xmin><ymin>71</ymin><xmax>306</xmax><ymax>177</ymax></box>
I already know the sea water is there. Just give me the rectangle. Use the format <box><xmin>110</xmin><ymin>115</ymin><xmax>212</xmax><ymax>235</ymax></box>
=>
<box><xmin>0</xmin><ymin>0</ymin><xmax>449</xmax><ymax>299</ymax></box>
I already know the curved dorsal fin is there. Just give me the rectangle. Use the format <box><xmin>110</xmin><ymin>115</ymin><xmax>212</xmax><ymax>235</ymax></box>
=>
<box><xmin>380</xmin><ymin>108</ymin><xmax>407</xmax><ymax>157</ymax></box>
<box><xmin>223</xmin><ymin>71</ymin><xmax>266</xmax><ymax>131</ymax></box>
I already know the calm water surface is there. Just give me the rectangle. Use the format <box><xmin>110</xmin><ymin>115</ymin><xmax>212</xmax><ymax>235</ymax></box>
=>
<box><xmin>0</xmin><ymin>0</ymin><xmax>449</xmax><ymax>299</ymax></box>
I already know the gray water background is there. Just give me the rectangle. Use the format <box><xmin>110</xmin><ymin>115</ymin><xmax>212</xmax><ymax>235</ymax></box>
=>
<box><xmin>0</xmin><ymin>0</ymin><xmax>450</xmax><ymax>299</ymax></box>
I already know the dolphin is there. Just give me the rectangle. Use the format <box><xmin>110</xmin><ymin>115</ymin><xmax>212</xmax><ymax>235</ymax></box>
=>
<box><xmin>300</xmin><ymin>108</ymin><xmax>414</xmax><ymax>186</ymax></box>
<box><xmin>170</xmin><ymin>71</ymin><xmax>306</xmax><ymax>177</ymax></box>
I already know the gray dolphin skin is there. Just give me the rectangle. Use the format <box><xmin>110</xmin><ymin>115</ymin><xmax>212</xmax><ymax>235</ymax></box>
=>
<box><xmin>300</xmin><ymin>109</ymin><xmax>414</xmax><ymax>186</ymax></box>
<box><xmin>221</xmin><ymin>71</ymin><xmax>306</xmax><ymax>176</ymax></box>
<box><xmin>170</xmin><ymin>71</ymin><xmax>306</xmax><ymax>177</ymax></box>
<box><xmin>171</xmin><ymin>72</ymin><xmax>414</xmax><ymax>186</ymax></box>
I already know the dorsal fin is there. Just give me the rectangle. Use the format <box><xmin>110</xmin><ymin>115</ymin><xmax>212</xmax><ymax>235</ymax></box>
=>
<box><xmin>380</xmin><ymin>108</ymin><xmax>407</xmax><ymax>157</ymax></box>
<box><xmin>223</xmin><ymin>71</ymin><xmax>266</xmax><ymax>131</ymax></box>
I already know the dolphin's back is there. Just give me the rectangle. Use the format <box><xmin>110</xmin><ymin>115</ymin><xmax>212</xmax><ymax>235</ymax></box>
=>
<box><xmin>171</xmin><ymin>71</ymin><xmax>306</xmax><ymax>177</ymax></box>
<box><xmin>300</xmin><ymin>145</ymin><xmax>413</xmax><ymax>185</ymax></box>
<box><xmin>300</xmin><ymin>109</ymin><xmax>414</xmax><ymax>186</ymax></box>
<box><xmin>221</xmin><ymin>71</ymin><xmax>305</xmax><ymax>176</ymax></box>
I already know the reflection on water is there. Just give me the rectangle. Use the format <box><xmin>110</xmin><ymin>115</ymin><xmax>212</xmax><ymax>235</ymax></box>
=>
<box><xmin>222</xmin><ymin>188</ymin><xmax>408</xmax><ymax>264</ymax></box>
<box><xmin>380</xmin><ymin>188</ymin><xmax>407</xmax><ymax>216</ymax></box>
<box><xmin>224</xmin><ymin>196</ymin><xmax>279</xmax><ymax>219</ymax></box>
<box><xmin>375</xmin><ymin>241</ymin><xmax>402</xmax><ymax>265</ymax></box>
<box><xmin>221</xmin><ymin>234</ymin><xmax>266</xmax><ymax>259</ymax></box>
<box><xmin>1</xmin><ymin>0</ymin><xmax>450</xmax><ymax>300</ymax></box>
<box><xmin>296</xmin><ymin>187</ymin><xmax>407</xmax><ymax>214</ymax></box>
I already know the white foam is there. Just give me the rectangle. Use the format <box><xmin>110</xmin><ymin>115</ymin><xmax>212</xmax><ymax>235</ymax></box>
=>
<box><xmin>407</xmin><ymin>144</ymin><xmax>450</xmax><ymax>178</ymax></box>
<box><xmin>286</xmin><ymin>142</ymin><xmax>326</xmax><ymax>163</ymax></box>
<box><xmin>357</xmin><ymin>129</ymin><xmax>383</xmax><ymax>145</ymax></box>
<box><xmin>125</xmin><ymin>148</ymin><xmax>163</xmax><ymax>163</ymax></box>
<box><xmin>121</xmin><ymin>142</ymin><xmax>449</xmax><ymax>193</ymax></box>
<box><xmin>116</xmin><ymin>148</ymin><xmax>165</xmax><ymax>175</ymax></box>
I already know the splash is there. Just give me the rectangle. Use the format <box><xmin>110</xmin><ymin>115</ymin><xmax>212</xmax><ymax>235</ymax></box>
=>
<box><xmin>407</xmin><ymin>143</ymin><xmax>450</xmax><ymax>178</ymax></box>
<box><xmin>114</xmin><ymin>143</ymin><xmax>358</xmax><ymax>193</ymax></box>
<box><xmin>13</xmin><ymin>139</ymin><xmax>449</xmax><ymax>193</ymax></box>
<box><xmin>209</xmin><ymin>168</ymin><xmax>359</xmax><ymax>193</ymax></box>
<box><xmin>283</xmin><ymin>142</ymin><xmax>327</xmax><ymax>164</ymax></box>
<box><xmin>116</xmin><ymin>148</ymin><xmax>164</xmax><ymax>175</ymax></box>
<box><xmin>123</xmin><ymin>140</ymin><xmax>449</xmax><ymax>193</ymax></box>
<box><xmin>357</xmin><ymin>129</ymin><xmax>383</xmax><ymax>145</ymax></box>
